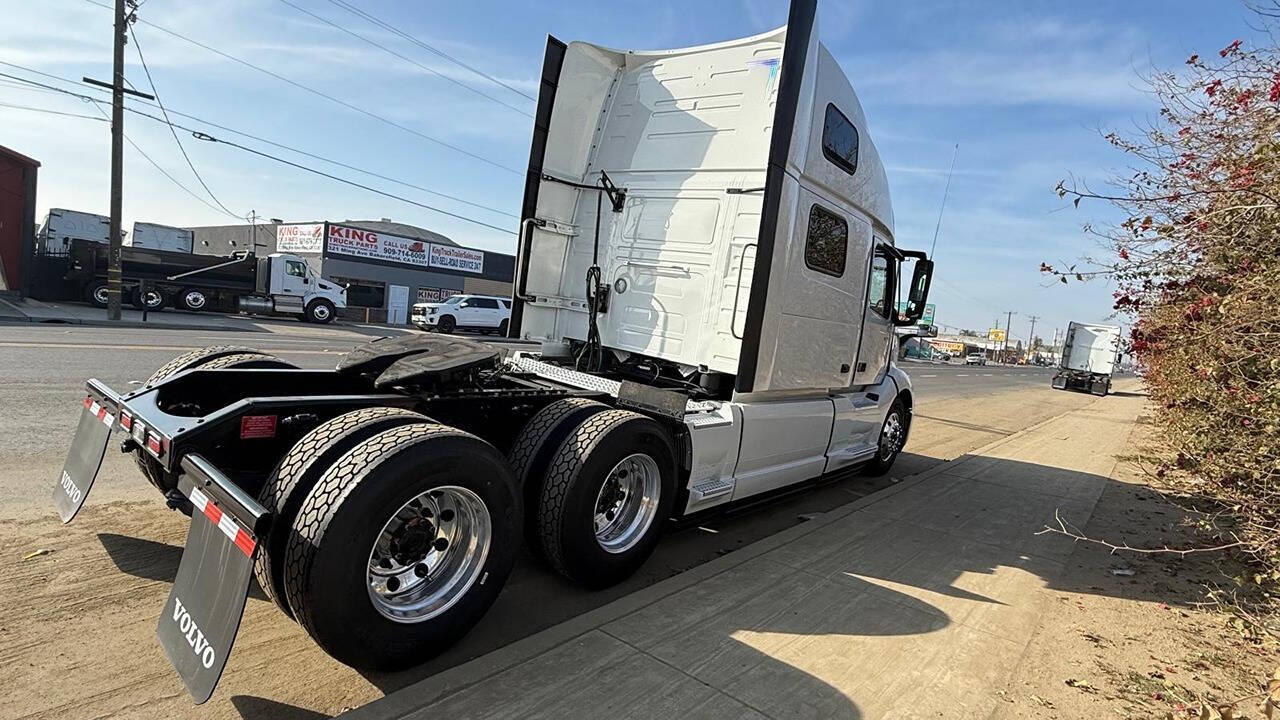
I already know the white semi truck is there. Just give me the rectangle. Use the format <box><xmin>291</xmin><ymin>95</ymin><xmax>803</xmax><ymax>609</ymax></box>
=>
<box><xmin>1052</xmin><ymin>321</ymin><xmax>1122</xmax><ymax>396</ymax></box>
<box><xmin>53</xmin><ymin>0</ymin><xmax>934</xmax><ymax>703</ymax></box>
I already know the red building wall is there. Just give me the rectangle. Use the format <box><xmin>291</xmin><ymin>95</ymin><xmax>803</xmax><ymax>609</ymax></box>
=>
<box><xmin>0</xmin><ymin>146</ymin><xmax>39</xmax><ymax>294</ymax></box>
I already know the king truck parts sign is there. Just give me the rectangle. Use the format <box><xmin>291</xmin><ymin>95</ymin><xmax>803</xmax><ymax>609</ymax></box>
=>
<box><xmin>276</xmin><ymin>224</ymin><xmax>324</xmax><ymax>254</ymax></box>
<box><xmin>324</xmin><ymin>224</ymin><xmax>484</xmax><ymax>274</ymax></box>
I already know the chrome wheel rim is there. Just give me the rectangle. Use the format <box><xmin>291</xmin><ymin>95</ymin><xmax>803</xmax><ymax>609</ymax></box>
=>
<box><xmin>594</xmin><ymin>453</ymin><xmax>661</xmax><ymax>554</ymax></box>
<box><xmin>184</xmin><ymin>291</ymin><xmax>206</xmax><ymax>309</ymax></box>
<box><xmin>366</xmin><ymin>486</ymin><xmax>491</xmax><ymax>623</ymax></box>
<box><xmin>879</xmin><ymin>411</ymin><xmax>904</xmax><ymax>460</ymax></box>
<box><xmin>312</xmin><ymin>304</ymin><xmax>330</xmax><ymax>321</ymax></box>
<box><xmin>142</xmin><ymin>291</ymin><xmax>163</xmax><ymax>308</ymax></box>
<box><xmin>93</xmin><ymin>286</ymin><xmax>109</xmax><ymax>304</ymax></box>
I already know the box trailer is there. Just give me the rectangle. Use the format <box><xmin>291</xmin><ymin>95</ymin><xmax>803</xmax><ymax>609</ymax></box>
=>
<box><xmin>53</xmin><ymin>0</ymin><xmax>935</xmax><ymax>702</ymax></box>
<box><xmin>1052</xmin><ymin>321</ymin><xmax>1121</xmax><ymax>396</ymax></box>
<box><xmin>127</xmin><ymin>222</ymin><xmax>194</xmax><ymax>253</ymax></box>
<box><xmin>60</xmin><ymin>237</ymin><xmax>345</xmax><ymax>322</ymax></box>
<box><xmin>36</xmin><ymin>208</ymin><xmax>110</xmax><ymax>254</ymax></box>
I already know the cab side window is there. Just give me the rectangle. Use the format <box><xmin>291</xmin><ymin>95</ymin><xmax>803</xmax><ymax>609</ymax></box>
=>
<box><xmin>285</xmin><ymin>260</ymin><xmax>307</xmax><ymax>278</ymax></box>
<box><xmin>805</xmin><ymin>204</ymin><xmax>847</xmax><ymax>277</ymax></box>
<box><xmin>868</xmin><ymin>254</ymin><xmax>892</xmax><ymax>319</ymax></box>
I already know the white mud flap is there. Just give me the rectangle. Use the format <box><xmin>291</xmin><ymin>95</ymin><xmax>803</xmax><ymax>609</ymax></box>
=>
<box><xmin>157</xmin><ymin>457</ymin><xmax>268</xmax><ymax>704</ymax></box>
<box><xmin>54</xmin><ymin>386</ymin><xmax>119</xmax><ymax>523</ymax></box>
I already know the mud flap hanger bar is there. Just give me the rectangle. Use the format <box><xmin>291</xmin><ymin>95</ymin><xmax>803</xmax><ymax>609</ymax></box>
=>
<box><xmin>540</xmin><ymin>170</ymin><xmax>627</xmax><ymax>212</ymax></box>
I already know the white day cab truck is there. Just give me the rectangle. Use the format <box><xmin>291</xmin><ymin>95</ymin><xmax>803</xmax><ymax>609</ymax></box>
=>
<box><xmin>61</xmin><ymin>239</ymin><xmax>345</xmax><ymax>322</ymax></box>
<box><xmin>1052</xmin><ymin>321</ymin><xmax>1122</xmax><ymax>396</ymax></box>
<box><xmin>54</xmin><ymin>0</ymin><xmax>933</xmax><ymax>703</ymax></box>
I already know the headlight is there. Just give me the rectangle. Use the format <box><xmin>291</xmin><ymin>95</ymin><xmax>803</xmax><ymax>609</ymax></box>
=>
<box><xmin>427</xmin><ymin>307</ymin><xmax>437</xmax><ymax>315</ymax></box>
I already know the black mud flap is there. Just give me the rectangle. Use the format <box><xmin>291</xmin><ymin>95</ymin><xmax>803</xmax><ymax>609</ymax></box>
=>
<box><xmin>54</xmin><ymin>383</ymin><xmax>121</xmax><ymax>523</ymax></box>
<box><xmin>157</xmin><ymin>456</ymin><xmax>269</xmax><ymax>704</ymax></box>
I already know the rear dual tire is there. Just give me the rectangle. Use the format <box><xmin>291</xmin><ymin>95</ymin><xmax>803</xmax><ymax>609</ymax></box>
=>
<box><xmin>281</xmin><ymin>423</ymin><xmax>520</xmax><ymax>670</ymax></box>
<box><xmin>254</xmin><ymin>407</ymin><xmax>431</xmax><ymax>618</ymax></box>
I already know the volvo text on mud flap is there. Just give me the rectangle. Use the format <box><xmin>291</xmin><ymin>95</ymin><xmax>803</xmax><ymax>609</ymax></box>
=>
<box><xmin>157</xmin><ymin>456</ymin><xmax>267</xmax><ymax>704</ymax></box>
<box><xmin>54</xmin><ymin>380</ymin><xmax>121</xmax><ymax>523</ymax></box>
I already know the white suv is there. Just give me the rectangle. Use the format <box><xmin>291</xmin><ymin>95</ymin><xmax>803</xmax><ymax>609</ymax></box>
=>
<box><xmin>412</xmin><ymin>294</ymin><xmax>512</xmax><ymax>335</ymax></box>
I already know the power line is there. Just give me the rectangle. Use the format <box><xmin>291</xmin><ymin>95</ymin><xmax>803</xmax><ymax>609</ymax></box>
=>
<box><xmin>86</xmin><ymin>98</ymin><xmax>243</xmax><ymax>220</ymax></box>
<box><xmin>189</xmin><ymin>130</ymin><xmax>514</xmax><ymax>235</ymax></box>
<box><xmin>328</xmin><ymin>0</ymin><xmax>535</xmax><ymax>103</ymax></box>
<box><xmin>129</xmin><ymin>24</ymin><xmax>240</xmax><ymax>218</ymax></box>
<box><xmin>0</xmin><ymin>100</ymin><xmax>107</xmax><ymax>122</ymax></box>
<box><xmin>276</xmin><ymin>0</ymin><xmax>530</xmax><ymax>118</ymax></box>
<box><xmin>80</xmin><ymin>0</ymin><xmax>522</xmax><ymax>176</ymax></box>
<box><xmin>0</xmin><ymin>70</ymin><xmax>515</xmax><ymax>235</ymax></box>
<box><xmin>0</xmin><ymin>62</ymin><xmax>517</xmax><ymax>219</ymax></box>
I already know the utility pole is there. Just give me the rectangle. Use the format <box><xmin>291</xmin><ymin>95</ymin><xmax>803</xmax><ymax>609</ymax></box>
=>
<box><xmin>81</xmin><ymin>0</ymin><xmax>151</xmax><ymax>320</ymax></box>
<box><xmin>1001</xmin><ymin>310</ymin><xmax>1016</xmax><ymax>363</ymax></box>
<box><xmin>1026</xmin><ymin>314</ymin><xmax>1041</xmax><ymax>355</ymax></box>
<box><xmin>250</xmin><ymin>210</ymin><xmax>257</xmax><ymax>251</ymax></box>
<box><xmin>106</xmin><ymin>0</ymin><xmax>128</xmax><ymax>321</ymax></box>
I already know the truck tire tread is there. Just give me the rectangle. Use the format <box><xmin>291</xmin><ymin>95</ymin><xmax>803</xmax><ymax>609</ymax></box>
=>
<box><xmin>190</xmin><ymin>352</ymin><xmax>292</xmax><ymax>371</ymax></box>
<box><xmin>282</xmin><ymin>422</ymin><xmax>519</xmax><ymax>669</ymax></box>
<box><xmin>143</xmin><ymin>345</ymin><xmax>262</xmax><ymax>387</ymax></box>
<box><xmin>254</xmin><ymin>406</ymin><xmax>430</xmax><ymax>617</ymax></box>
<box><xmin>536</xmin><ymin>409</ymin><xmax>675</xmax><ymax>585</ymax></box>
<box><xmin>507</xmin><ymin>398</ymin><xmax>609</xmax><ymax>557</ymax></box>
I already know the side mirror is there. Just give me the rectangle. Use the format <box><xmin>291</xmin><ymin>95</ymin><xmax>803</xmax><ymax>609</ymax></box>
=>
<box><xmin>894</xmin><ymin>257</ymin><xmax>933</xmax><ymax>327</ymax></box>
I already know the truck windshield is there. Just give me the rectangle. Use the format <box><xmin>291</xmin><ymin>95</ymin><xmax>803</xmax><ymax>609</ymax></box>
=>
<box><xmin>442</xmin><ymin>296</ymin><xmax>463</xmax><ymax>305</ymax></box>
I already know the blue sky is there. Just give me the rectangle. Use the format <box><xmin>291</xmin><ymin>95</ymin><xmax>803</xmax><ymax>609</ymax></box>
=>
<box><xmin>0</xmin><ymin>1</ymin><xmax>1260</xmax><ymax>343</ymax></box>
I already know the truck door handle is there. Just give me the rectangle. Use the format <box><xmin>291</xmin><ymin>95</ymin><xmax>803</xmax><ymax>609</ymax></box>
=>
<box><xmin>840</xmin><ymin>363</ymin><xmax>850</xmax><ymax>374</ymax></box>
<box><xmin>730</xmin><ymin>242</ymin><xmax>757</xmax><ymax>340</ymax></box>
<box><xmin>856</xmin><ymin>362</ymin><xmax>867</xmax><ymax>372</ymax></box>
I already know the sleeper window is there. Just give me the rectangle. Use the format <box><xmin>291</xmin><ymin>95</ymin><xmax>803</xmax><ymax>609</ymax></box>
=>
<box><xmin>804</xmin><ymin>205</ymin><xmax>847</xmax><ymax>277</ymax></box>
<box><xmin>822</xmin><ymin>104</ymin><xmax>859</xmax><ymax>175</ymax></box>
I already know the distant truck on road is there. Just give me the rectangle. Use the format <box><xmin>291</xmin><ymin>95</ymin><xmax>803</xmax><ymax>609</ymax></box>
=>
<box><xmin>58</xmin><ymin>237</ymin><xmax>346</xmax><ymax>323</ymax></box>
<box><xmin>1052</xmin><ymin>321</ymin><xmax>1121</xmax><ymax>396</ymax></box>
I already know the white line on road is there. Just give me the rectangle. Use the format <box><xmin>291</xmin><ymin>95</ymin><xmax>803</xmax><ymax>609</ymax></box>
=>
<box><xmin>956</xmin><ymin>374</ymin><xmax>968</xmax><ymax>377</ymax></box>
<box><xmin>920</xmin><ymin>374</ymin><xmax>938</xmax><ymax>377</ymax></box>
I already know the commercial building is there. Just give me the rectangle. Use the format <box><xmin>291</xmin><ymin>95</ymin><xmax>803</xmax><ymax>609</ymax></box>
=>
<box><xmin>0</xmin><ymin>145</ymin><xmax>40</xmax><ymax>296</ymax></box>
<box><xmin>190</xmin><ymin>219</ymin><xmax>514</xmax><ymax>324</ymax></box>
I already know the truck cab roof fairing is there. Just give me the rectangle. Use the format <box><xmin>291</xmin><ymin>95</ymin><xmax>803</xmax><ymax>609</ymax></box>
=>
<box><xmin>514</xmin><ymin>0</ymin><xmax>893</xmax><ymax>395</ymax></box>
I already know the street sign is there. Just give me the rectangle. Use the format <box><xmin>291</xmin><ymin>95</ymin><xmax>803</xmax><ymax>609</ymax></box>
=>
<box><xmin>895</xmin><ymin>302</ymin><xmax>935</xmax><ymax>327</ymax></box>
<box><xmin>987</xmin><ymin>328</ymin><xmax>1006</xmax><ymax>343</ymax></box>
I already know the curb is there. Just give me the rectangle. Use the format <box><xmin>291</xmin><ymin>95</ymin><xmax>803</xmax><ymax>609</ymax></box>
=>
<box><xmin>340</xmin><ymin>393</ymin><xmax>1112</xmax><ymax>719</ymax></box>
<box><xmin>0</xmin><ymin>316</ymin><xmax>267</xmax><ymax>333</ymax></box>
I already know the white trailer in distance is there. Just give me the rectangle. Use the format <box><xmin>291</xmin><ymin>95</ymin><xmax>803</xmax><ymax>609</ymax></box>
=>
<box><xmin>1052</xmin><ymin>321</ymin><xmax>1122</xmax><ymax>396</ymax></box>
<box><xmin>53</xmin><ymin>0</ymin><xmax>934</xmax><ymax>703</ymax></box>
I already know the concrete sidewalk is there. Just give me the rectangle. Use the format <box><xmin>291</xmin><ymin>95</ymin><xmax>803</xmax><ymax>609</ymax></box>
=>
<box><xmin>344</xmin><ymin>382</ymin><xmax>1145</xmax><ymax>720</ymax></box>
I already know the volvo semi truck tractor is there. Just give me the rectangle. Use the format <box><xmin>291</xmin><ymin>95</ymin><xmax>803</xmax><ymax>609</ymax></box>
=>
<box><xmin>53</xmin><ymin>0</ymin><xmax>933</xmax><ymax>702</ymax></box>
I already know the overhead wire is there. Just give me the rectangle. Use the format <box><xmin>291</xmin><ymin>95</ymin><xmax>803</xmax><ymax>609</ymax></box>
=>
<box><xmin>0</xmin><ymin>71</ymin><xmax>513</xmax><ymax>234</ymax></box>
<box><xmin>129</xmin><ymin>24</ymin><xmax>241</xmax><ymax>219</ymax></box>
<box><xmin>80</xmin><ymin>0</ymin><xmax>522</xmax><ymax>176</ymax></box>
<box><xmin>326</xmin><ymin>0</ymin><xmax>535</xmax><ymax>103</ymax></box>
<box><xmin>0</xmin><ymin>63</ymin><xmax>517</xmax><ymax>220</ymax></box>
<box><xmin>276</xmin><ymin>0</ymin><xmax>531</xmax><ymax>118</ymax></box>
<box><xmin>0</xmin><ymin>100</ymin><xmax>107</xmax><ymax>122</ymax></box>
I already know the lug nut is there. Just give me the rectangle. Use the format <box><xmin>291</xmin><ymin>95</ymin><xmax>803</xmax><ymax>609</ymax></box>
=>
<box><xmin>414</xmin><ymin>563</ymin><xmax>428</xmax><ymax>578</ymax></box>
<box><xmin>386</xmin><ymin>577</ymin><xmax>400</xmax><ymax>592</ymax></box>
<box><xmin>433</xmin><ymin>537</ymin><xmax>449</xmax><ymax>551</ymax></box>
<box><xmin>439</xmin><ymin>509</ymin><xmax>454</xmax><ymax>522</ymax></box>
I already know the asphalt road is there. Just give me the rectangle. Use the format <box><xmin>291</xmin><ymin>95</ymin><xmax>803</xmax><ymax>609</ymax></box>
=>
<box><xmin>0</xmin><ymin>322</ymin><xmax>1109</xmax><ymax>719</ymax></box>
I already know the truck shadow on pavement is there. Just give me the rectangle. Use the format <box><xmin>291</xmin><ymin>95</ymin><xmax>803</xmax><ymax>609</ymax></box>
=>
<box><xmin>332</xmin><ymin>453</ymin><xmax>1219</xmax><ymax>720</ymax></box>
<box><xmin>96</xmin><ymin>532</ymin><xmax>268</xmax><ymax>600</ymax></box>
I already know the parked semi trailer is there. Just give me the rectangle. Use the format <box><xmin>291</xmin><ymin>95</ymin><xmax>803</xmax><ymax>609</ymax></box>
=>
<box><xmin>54</xmin><ymin>0</ymin><xmax>934</xmax><ymax>702</ymax></box>
<box><xmin>1052</xmin><ymin>321</ymin><xmax>1121</xmax><ymax>396</ymax></box>
<box><xmin>59</xmin><ymin>237</ymin><xmax>345</xmax><ymax>322</ymax></box>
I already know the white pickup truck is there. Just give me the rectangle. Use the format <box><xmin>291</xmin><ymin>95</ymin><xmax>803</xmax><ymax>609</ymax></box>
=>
<box><xmin>53</xmin><ymin>0</ymin><xmax>933</xmax><ymax>703</ymax></box>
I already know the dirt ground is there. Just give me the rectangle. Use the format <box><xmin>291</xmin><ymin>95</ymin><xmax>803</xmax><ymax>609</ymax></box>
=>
<box><xmin>992</xmin><ymin>414</ymin><xmax>1277</xmax><ymax>719</ymax></box>
<box><xmin>0</xmin><ymin>384</ymin><xmax>1101</xmax><ymax>720</ymax></box>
